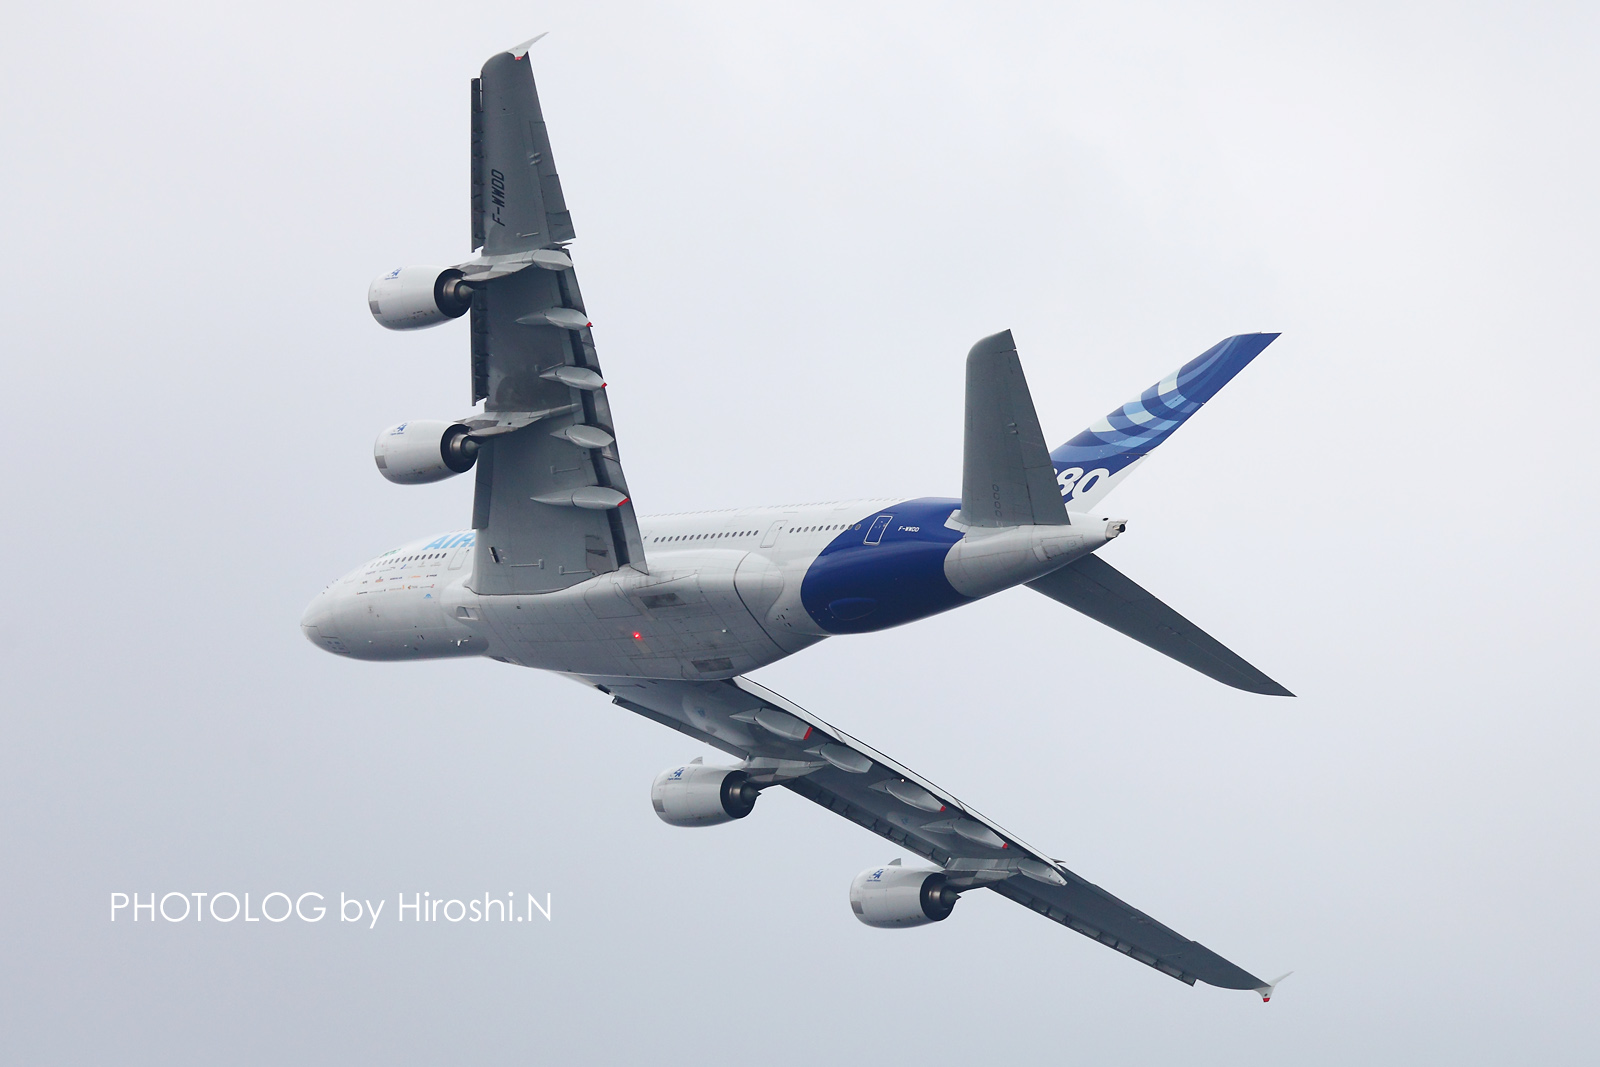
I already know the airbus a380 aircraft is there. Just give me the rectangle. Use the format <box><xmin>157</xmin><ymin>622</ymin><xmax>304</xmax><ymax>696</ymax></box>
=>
<box><xmin>303</xmin><ymin>38</ymin><xmax>1293</xmax><ymax>999</ymax></box>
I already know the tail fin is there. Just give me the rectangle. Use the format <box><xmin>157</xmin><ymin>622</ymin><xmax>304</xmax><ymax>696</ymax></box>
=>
<box><xmin>1052</xmin><ymin>333</ymin><xmax>1280</xmax><ymax>512</ymax></box>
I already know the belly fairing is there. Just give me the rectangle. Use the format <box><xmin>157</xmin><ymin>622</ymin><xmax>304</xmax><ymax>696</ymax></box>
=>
<box><xmin>800</xmin><ymin>497</ymin><xmax>969</xmax><ymax>633</ymax></box>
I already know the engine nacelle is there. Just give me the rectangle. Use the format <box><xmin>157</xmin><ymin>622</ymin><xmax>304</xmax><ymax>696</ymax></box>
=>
<box><xmin>650</xmin><ymin>762</ymin><xmax>761</xmax><ymax>827</ymax></box>
<box><xmin>367</xmin><ymin>265</ymin><xmax>474</xmax><ymax>330</ymax></box>
<box><xmin>848</xmin><ymin>863</ymin><xmax>961</xmax><ymax>928</ymax></box>
<box><xmin>373</xmin><ymin>421</ymin><xmax>479</xmax><ymax>485</ymax></box>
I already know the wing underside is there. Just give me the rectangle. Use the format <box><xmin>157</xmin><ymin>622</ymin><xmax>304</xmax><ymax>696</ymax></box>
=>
<box><xmin>592</xmin><ymin>673</ymin><xmax>1267</xmax><ymax>991</ymax></box>
<box><xmin>461</xmin><ymin>46</ymin><xmax>646</xmax><ymax>595</ymax></box>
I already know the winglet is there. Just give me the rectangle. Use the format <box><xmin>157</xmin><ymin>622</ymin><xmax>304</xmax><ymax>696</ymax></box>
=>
<box><xmin>508</xmin><ymin>32</ymin><xmax>548</xmax><ymax>58</ymax></box>
<box><xmin>1255</xmin><ymin>971</ymin><xmax>1293</xmax><ymax>1002</ymax></box>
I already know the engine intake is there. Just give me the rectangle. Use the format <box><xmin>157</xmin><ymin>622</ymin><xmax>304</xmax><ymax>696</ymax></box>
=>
<box><xmin>849</xmin><ymin>862</ymin><xmax>961</xmax><ymax>928</ymax></box>
<box><xmin>368</xmin><ymin>265</ymin><xmax>475</xmax><ymax>330</ymax></box>
<box><xmin>651</xmin><ymin>762</ymin><xmax>761</xmax><ymax>827</ymax></box>
<box><xmin>373</xmin><ymin>420</ymin><xmax>479</xmax><ymax>485</ymax></box>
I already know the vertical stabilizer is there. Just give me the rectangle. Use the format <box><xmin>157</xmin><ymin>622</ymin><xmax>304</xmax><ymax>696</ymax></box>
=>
<box><xmin>1051</xmin><ymin>333</ymin><xmax>1279</xmax><ymax>511</ymax></box>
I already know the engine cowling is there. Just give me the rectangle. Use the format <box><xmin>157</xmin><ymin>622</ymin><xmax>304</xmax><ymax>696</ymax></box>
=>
<box><xmin>367</xmin><ymin>265</ymin><xmax>474</xmax><ymax>330</ymax></box>
<box><xmin>373</xmin><ymin>421</ymin><xmax>479</xmax><ymax>485</ymax></box>
<box><xmin>650</xmin><ymin>762</ymin><xmax>761</xmax><ymax>827</ymax></box>
<box><xmin>848</xmin><ymin>863</ymin><xmax>961</xmax><ymax>928</ymax></box>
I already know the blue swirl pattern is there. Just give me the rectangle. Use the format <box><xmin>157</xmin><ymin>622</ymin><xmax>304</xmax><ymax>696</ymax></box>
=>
<box><xmin>1050</xmin><ymin>332</ymin><xmax>1280</xmax><ymax>472</ymax></box>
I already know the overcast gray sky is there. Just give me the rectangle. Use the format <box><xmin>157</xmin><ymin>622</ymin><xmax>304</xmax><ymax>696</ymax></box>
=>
<box><xmin>3</xmin><ymin>2</ymin><xmax>1598</xmax><ymax>1063</ymax></box>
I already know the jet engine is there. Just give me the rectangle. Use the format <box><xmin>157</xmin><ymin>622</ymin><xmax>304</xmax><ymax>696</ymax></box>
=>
<box><xmin>650</xmin><ymin>762</ymin><xmax>761</xmax><ymax>827</ymax></box>
<box><xmin>848</xmin><ymin>862</ymin><xmax>961</xmax><ymax>928</ymax></box>
<box><xmin>373</xmin><ymin>420</ymin><xmax>479</xmax><ymax>485</ymax></box>
<box><xmin>367</xmin><ymin>265</ymin><xmax>475</xmax><ymax>330</ymax></box>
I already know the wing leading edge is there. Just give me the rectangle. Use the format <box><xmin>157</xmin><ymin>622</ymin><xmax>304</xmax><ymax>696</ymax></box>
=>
<box><xmin>590</xmin><ymin>673</ymin><xmax>1270</xmax><ymax>993</ymax></box>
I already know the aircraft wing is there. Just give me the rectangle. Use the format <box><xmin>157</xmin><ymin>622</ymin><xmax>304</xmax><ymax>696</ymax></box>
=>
<box><xmin>458</xmin><ymin>42</ymin><xmax>647</xmax><ymax>595</ymax></box>
<box><xmin>591</xmin><ymin>673</ymin><xmax>1270</xmax><ymax>993</ymax></box>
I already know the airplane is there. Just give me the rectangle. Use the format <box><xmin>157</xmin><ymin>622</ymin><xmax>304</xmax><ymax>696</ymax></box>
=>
<box><xmin>302</xmin><ymin>36</ymin><xmax>1294</xmax><ymax>1001</ymax></box>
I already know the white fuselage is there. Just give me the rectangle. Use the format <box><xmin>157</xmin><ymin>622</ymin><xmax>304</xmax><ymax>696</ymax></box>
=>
<box><xmin>301</xmin><ymin>497</ymin><xmax>1118</xmax><ymax>680</ymax></box>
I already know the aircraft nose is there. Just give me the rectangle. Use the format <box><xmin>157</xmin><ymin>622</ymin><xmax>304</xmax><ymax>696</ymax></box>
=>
<box><xmin>300</xmin><ymin>590</ymin><xmax>349</xmax><ymax>655</ymax></box>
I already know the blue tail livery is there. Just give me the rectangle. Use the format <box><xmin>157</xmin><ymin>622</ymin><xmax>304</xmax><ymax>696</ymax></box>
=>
<box><xmin>1051</xmin><ymin>332</ymin><xmax>1280</xmax><ymax>511</ymax></box>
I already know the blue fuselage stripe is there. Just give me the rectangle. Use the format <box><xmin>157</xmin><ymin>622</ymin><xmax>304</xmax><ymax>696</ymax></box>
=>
<box><xmin>799</xmin><ymin>497</ymin><xmax>969</xmax><ymax>634</ymax></box>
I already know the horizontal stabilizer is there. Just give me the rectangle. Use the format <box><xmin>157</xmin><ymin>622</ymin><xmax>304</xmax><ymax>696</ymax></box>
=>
<box><xmin>960</xmin><ymin>330</ymin><xmax>1069</xmax><ymax>528</ymax></box>
<box><xmin>1027</xmin><ymin>555</ymin><xmax>1292</xmax><ymax>696</ymax></box>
